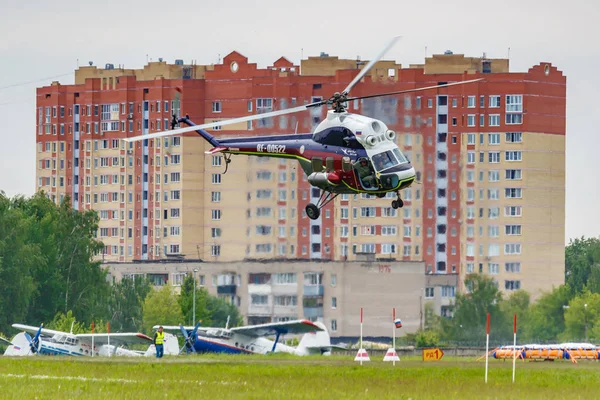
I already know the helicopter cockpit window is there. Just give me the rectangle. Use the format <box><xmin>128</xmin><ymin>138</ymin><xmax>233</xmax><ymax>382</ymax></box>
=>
<box><xmin>371</xmin><ymin>150</ymin><xmax>400</xmax><ymax>171</ymax></box>
<box><xmin>393</xmin><ymin>148</ymin><xmax>409</xmax><ymax>164</ymax></box>
<box><xmin>313</xmin><ymin>127</ymin><xmax>362</xmax><ymax>149</ymax></box>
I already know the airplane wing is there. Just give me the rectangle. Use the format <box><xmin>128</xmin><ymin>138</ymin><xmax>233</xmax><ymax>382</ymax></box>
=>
<box><xmin>75</xmin><ymin>333</ymin><xmax>153</xmax><ymax>346</ymax></box>
<box><xmin>230</xmin><ymin>319</ymin><xmax>324</xmax><ymax>337</ymax></box>
<box><xmin>12</xmin><ymin>324</ymin><xmax>64</xmax><ymax>337</ymax></box>
<box><xmin>152</xmin><ymin>325</ymin><xmax>213</xmax><ymax>334</ymax></box>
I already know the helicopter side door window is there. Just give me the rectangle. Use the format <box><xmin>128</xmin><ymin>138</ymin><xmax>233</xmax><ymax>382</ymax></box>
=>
<box><xmin>353</xmin><ymin>158</ymin><xmax>376</xmax><ymax>189</ymax></box>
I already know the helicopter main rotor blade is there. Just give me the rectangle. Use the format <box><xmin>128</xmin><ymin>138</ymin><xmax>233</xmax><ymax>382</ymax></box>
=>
<box><xmin>123</xmin><ymin>102</ymin><xmax>324</xmax><ymax>143</ymax></box>
<box><xmin>345</xmin><ymin>78</ymin><xmax>484</xmax><ymax>103</ymax></box>
<box><xmin>341</xmin><ymin>36</ymin><xmax>401</xmax><ymax>96</ymax></box>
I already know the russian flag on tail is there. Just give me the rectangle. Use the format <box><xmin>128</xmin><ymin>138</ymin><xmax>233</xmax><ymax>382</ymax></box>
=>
<box><xmin>394</xmin><ymin>319</ymin><xmax>403</xmax><ymax>328</ymax></box>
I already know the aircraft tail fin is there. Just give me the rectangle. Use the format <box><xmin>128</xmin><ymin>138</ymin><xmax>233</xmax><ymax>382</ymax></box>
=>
<box><xmin>296</xmin><ymin>322</ymin><xmax>334</xmax><ymax>356</ymax></box>
<box><xmin>3</xmin><ymin>333</ymin><xmax>33</xmax><ymax>356</ymax></box>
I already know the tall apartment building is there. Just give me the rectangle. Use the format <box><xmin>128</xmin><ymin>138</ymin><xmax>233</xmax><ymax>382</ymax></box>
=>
<box><xmin>35</xmin><ymin>50</ymin><xmax>566</xmax><ymax>299</ymax></box>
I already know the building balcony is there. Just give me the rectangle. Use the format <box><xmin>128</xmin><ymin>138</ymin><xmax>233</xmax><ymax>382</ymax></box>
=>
<box><xmin>248</xmin><ymin>304</ymin><xmax>271</xmax><ymax>315</ymax></box>
<box><xmin>271</xmin><ymin>284</ymin><xmax>298</xmax><ymax>296</ymax></box>
<box><xmin>273</xmin><ymin>305</ymin><xmax>298</xmax><ymax>316</ymax></box>
<box><xmin>303</xmin><ymin>307</ymin><xmax>324</xmax><ymax>319</ymax></box>
<box><xmin>303</xmin><ymin>285</ymin><xmax>324</xmax><ymax>297</ymax></box>
<box><xmin>217</xmin><ymin>285</ymin><xmax>237</xmax><ymax>295</ymax></box>
<box><xmin>248</xmin><ymin>283</ymin><xmax>272</xmax><ymax>295</ymax></box>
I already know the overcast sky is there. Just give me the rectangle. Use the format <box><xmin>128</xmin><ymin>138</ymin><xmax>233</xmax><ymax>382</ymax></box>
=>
<box><xmin>0</xmin><ymin>0</ymin><xmax>598</xmax><ymax>243</ymax></box>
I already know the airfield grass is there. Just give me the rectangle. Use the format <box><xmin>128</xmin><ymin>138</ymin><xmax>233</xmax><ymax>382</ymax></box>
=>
<box><xmin>0</xmin><ymin>354</ymin><xmax>599</xmax><ymax>399</ymax></box>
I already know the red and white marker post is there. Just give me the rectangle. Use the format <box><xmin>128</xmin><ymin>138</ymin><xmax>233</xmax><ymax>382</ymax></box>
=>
<box><xmin>354</xmin><ymin>307</ymin><xmax>370</xmax><ymax>364</ymax></box>
<box><xmin>485</xmin><ymin>313</ymin><xmax>490</xmax><ymax>383</ymax></box>
<box><xmin>392</xmin><ymin>308</ymin><xmax>396</xmax><ymax>366</ymax></box>
<box><xmin>512</xmin><ymin>314</ymin><xmax>517</xmax><ymax>383</ymax></box>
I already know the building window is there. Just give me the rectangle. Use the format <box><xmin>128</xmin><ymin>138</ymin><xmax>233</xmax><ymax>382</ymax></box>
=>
<box><xmin>505</xmin><ymin>188</ymin><xmax>522</xmax><ymax>198</ymax></box>
<box><xmin>505</xmin><ymin>151</ymin><xmax>522</xmax><ymax>161</ymax></box>
<box><xmin>505</xmin><ymin>206</ymin><xmax>522</xmax><ymax>217</ymax></box>
<box><xmin>489</xmin><ymin>95</ymin><xmax>500</xmax><ymax>108</ymax></box>
<box><xmin>212</xmin><ymin>101</ymin><xmax>222</xmax><ymax>113</ymax></box>
<box><xmin>505</xmin><ymin>169</ymin><xmax>522</xmax><ymax>180</ymax></box>
<box><xmin>506</xmin><ymin>132</ymin><xmax>522</xmax><ymax>143</ymax></box>
<box><xmin>505</xmin><ymin>280</ymin><xmax>521</xmax><ymax>290</ymax></box>
<box><xmin>211</xmin><ymin>245</ymin><xmax>221</xmax><ymax>256</ymax></box>
<box><xmin>331</xmin><ymin>319</ymin><xmax>337</xmax><ymax>332</ymax></box>
<box><xmin>504</xmin><ymin>243</ymin><xmax>522</xmax><ymax>255</ymax></box>
<box><xmin>489</xmin><ymin>114</ymin><xmax>500</xmax><ymax>126</ymax></box>
<box><xmin>467</xmin><ymin>96</ymin><xmax>476</xmax><ymax>108</ymax></box>
<box><xmin>425</xmin><ymin>287</ymin><xmax>434</xmax><ymax>298</ymax></box>
<box><xmin>467</xmin><ymin>115</ymin><xmax>476</xmax><ymax>127</ymax></box>
<box><xmin>505</xmin><ymin>225</ymin><xmax>522</xmax><ymax>235</ymax></box>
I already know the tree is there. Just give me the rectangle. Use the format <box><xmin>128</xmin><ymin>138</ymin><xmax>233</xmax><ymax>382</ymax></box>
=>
<box><xmin>10</xmin><ymin>193</ymin><xmax>108</xmax><ymax>325</ymax></box>
<box><xmin>205</xmin><ymin>295</ymin><xmax>243</xmax><ymax>328</ymax></box>
<box><xmin>178</xmin><ymin>275</ymin><xmax>243</xmax><ymax>327</ymax></box>
<box><xmin>449</xmin><ymin>274</ymin><xmax>504</xmax><ymax>342</ymax></box>
<box><xmin>565</xmin><ymin>236</ymin><xmax>600</xmax><ymax>294</ymax></box>
<box><xmin>142</xmin><ymin>285</ymin><xmax>183</xmax><ymax>334</ymax></box>
<box><xmin>522</xmin><ymin>285</ymin><xmax>572</xmax><ymax>342</ymax></box>
<box><xmin>562</xmin><ymin>291</ymin><xmax>600</xmax><ymax>342</ymax></box>
<box><xmin>107</xmin><ymin>276</ymin><xmax>152</xmax><ymax>332</ymax></box>
<box><xmin>0</xmin><ymin>193</ymin><xmax>39</xmax><ymax>329</ymax></box>
<box><xmin>178</xmin><ymin>275</ymin><xmax>210</xmax><ymax>325</ymax></box>
<box><xmin>46</xmin><ymin>310</ymin><xmax>87</xmax><ymax>334</ymax></box>
<box><xmin>499</xmin><ymin>290</ymin><xmax>530</xmax><ymax>340</ymax></box>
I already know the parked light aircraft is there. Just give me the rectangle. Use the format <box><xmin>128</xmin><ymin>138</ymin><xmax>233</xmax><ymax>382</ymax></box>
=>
<box><xmin>2</xmin><ymin>323</ymin><xmax>178</xmax><ymax>357</ymax></box>
<box><xmin>157</xmin><ymin>319</ymin><xmax>344</xmax><ymax>355</ymax></box>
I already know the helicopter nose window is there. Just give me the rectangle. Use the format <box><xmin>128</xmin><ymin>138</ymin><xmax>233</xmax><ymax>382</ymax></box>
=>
<box><xmin>372</xmin><ymin>150</ymin><xmax>399</xmax><ymax>171</ymax></box>
<box><xmin>393</xmin><ymin>148</ymin><xmax>409</xmax><ymax>164</ymax></box>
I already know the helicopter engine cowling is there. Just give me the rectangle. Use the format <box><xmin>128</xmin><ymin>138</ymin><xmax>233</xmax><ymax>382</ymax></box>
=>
<box><xmin>308</xmin><ymin>172</ymin><xmax>342</xmax><ymax>189</ymax></box>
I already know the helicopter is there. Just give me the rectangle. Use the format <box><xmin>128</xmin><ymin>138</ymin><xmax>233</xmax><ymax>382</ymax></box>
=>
<box><xmin>124</xmin><ymin>36</ymin><xmax>482</xmax><ymax>220</ymax></box>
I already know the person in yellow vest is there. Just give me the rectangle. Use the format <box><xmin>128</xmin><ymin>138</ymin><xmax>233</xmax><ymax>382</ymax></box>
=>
<box><xmin>154</xmin><ymin>326</ymin><xmax>165</xmax><ymax>358</ymax></box>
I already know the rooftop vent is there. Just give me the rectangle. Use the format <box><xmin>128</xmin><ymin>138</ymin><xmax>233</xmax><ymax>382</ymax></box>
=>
<box><xmin>88</xmin><ymin>61</ymin><xmax>93</xmax><ymax>66</ymax></box>
<box><xmin>105</xmin><ymin>63</ymin><xmax>114</xmax><ymax>70</ymax></box>
<box><xmin>158</xmin><ymin>57</ymin><xmax>163</xmax><ymax>62</ymax></box>
<box><xmin>175</xmin><ymin>59</ymin><xmax>184</xmax><ymax>65</ymax></box>
<box><xmin>444</xmin><ymin>50</ymin><xmax>453</xmax><ymax>55</ymax></box>
<box><xmin>319</xmin><ymin>52</ymin><xmax>329</xmax><ymax>57</ymax></box>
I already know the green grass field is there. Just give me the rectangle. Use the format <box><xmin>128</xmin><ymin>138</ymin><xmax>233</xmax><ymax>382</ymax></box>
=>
<box><xmin>0</xmin><ymin>354</ymin><xmax>598</xmax><ymax>399</ymax></box>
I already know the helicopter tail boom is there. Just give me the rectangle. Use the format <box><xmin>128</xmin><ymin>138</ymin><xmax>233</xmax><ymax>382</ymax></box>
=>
<box><xmin>178</xmin><ymin>116</ymin><xmax>221</xmax><ymax>148</ymax></box>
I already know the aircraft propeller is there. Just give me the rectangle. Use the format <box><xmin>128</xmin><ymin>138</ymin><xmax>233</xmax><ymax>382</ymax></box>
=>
<box><xmin>24</xmin><ymin>324</ymin><xmax>43</xmax><ymax>354</ymax></box>
<box><xmin>179</xmin><ymin>321</ymin><xmax>202</xmax><ymax>354</ymax></box>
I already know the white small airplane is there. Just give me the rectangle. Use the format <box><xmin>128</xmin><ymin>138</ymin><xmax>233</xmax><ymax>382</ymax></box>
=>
<box><xmin>156</xmin><ymin>319</ymin><xmax>345</xmax><ymax>356</ymax></box>
<box><xmin>2</xmin><ymin>323</ymin><xmax>179</xmax><ymax>357</ymax></box>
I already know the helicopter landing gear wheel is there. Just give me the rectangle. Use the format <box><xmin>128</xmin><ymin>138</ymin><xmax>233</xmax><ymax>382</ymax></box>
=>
<box><xmin>305</xmin><ymin>190</ymin><xmax>340</xmax><ymax>220</ymax></box>
<box><xmin>305</xmin><ymin>204</ymin><xmax>320</xmax><ymax>220</ymax></box>
<box><xmin>391</xmin><ymin>198</ymin><xmax>404</xmax><ymax>209</ymax></box>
